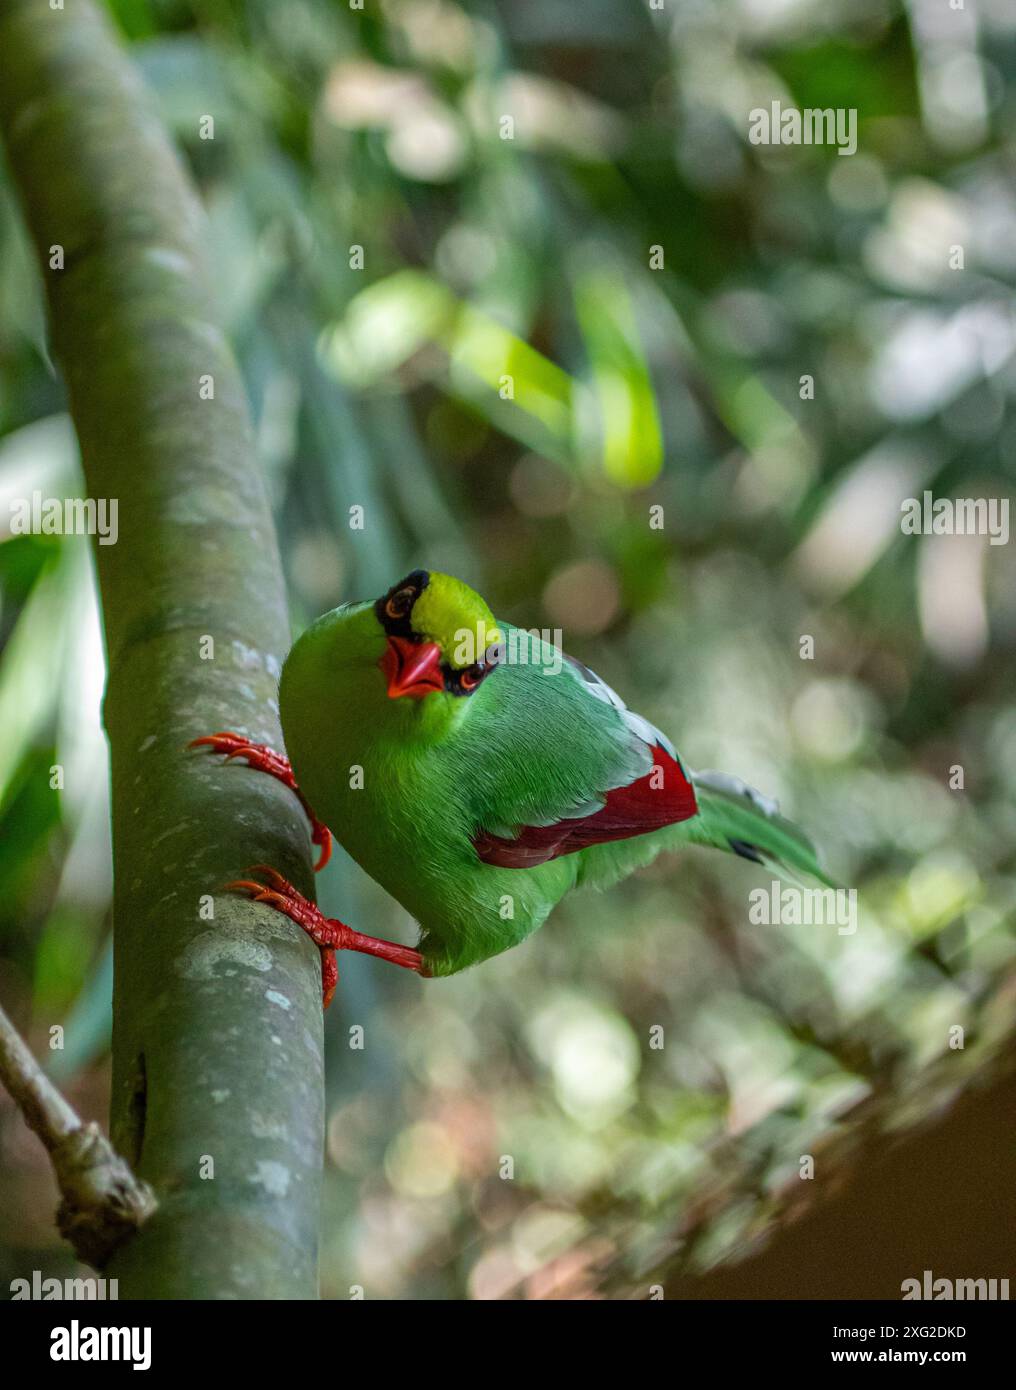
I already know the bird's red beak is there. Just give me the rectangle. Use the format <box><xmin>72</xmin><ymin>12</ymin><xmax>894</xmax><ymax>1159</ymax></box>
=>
<box><xmin>381</xmin><ymin>635</ymin><xmax>445</xmax><ymax>700</ymax></box>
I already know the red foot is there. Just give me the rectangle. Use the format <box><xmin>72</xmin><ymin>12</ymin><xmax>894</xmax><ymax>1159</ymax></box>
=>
<box><xmin>227</xmin><ymin>865</ymin><xmax>425</xmax><ymax>1008</ymax></box>
<box><xmin>191</xmin><ymin>731</ymin><xmax>332</xmax><ymax>871</ymax></box>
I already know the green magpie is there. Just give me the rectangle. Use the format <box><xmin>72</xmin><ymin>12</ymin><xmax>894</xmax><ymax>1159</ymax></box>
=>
<box><xmin>193</xmin><ymin>570</ymin><xmax>831</xmax><ymax>1004</ymax></box>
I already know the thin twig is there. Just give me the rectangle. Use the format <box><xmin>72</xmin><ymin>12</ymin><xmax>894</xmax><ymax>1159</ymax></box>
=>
<box><xmin>0</xmin><ymin>1000</ymin><xmax>156</xmax><ymax>1268</ymax></box>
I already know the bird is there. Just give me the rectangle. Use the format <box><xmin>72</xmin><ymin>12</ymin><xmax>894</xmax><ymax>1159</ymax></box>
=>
<box><xmin>192</xmin><ymin>569</ymin><xmax>832</xmax><ymax>1005</ymax></box>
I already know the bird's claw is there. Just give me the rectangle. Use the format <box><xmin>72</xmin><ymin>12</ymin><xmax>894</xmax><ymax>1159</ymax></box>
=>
<box><xmin>309</xmin><ymin>823</ymin><xmax>332</xmax><ymax>872</ymax></box>
<box><xmin>190</xmin><ymin>730</ymin><xmax>333</xmax><ymax>871</ymax></box>
<box><xmin>227</xmin><ymin>866</ymin><xmax>344</xmax><ymax>1007</ymax></box>
<box><xmin>227</xmin><ymin>866</ymin><xmax>348</xmax><ymax>948</ymax></box>
<box><xmin>227</xmin><ymin>865</ymin><xmax>425</xmax><ymax>1005</ymax></box>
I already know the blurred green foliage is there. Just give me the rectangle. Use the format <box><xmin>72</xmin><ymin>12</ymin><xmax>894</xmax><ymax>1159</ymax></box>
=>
<box><xmin>1</xmin><ymin>0</ymin><xmax>1015</xmax><ymax>1297</ymax></box>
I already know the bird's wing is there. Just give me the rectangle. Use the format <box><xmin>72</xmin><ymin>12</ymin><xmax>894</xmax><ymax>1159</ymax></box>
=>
<box><xmin>467</xmin><ymin>631</ymin><xmax>697</xmax><ymax>868</ymax></box>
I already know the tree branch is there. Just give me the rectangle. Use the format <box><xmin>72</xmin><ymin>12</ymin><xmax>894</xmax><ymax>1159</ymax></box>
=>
<box><xmin>0</xmin><ymin>0</ymin><xmax>324</xmax><ymax>1296</ymax></box>
<box><xmin>0</xmin><ymin>1000</ymin><xmax>156</xmax><ymax>1268</ymax></box>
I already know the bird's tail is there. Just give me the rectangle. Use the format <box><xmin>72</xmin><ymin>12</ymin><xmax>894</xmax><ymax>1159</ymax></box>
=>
<box><xmin>682</xmin><ymin>770</ymin><xmax>836</xmax><ymax>889</ymax></box>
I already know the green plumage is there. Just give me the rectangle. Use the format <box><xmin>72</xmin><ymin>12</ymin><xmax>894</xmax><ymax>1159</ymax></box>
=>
<box><xmin>278</xmin><ymin>573</ymin><xmax>831</xmax><ymax>976</ymax></box>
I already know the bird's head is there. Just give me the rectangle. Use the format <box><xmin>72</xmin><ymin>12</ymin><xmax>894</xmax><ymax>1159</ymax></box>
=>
<box><xmin>375</xmin><ymin>570</ymin><xmax>503</xmax><ymax>706</ymax></box>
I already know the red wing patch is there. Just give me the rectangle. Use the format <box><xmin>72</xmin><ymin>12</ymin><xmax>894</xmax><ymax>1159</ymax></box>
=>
<box><xmin>473</xmin><ymin>744</ymin><xmax>698</xmax><ymax>869</ymax></box>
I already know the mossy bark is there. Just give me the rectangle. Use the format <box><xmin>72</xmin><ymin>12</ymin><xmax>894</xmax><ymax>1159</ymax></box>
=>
<box><xmin>0</xmin><ymin>0</ymin><xmax>323</xmax><ymax>1296</ymax></box>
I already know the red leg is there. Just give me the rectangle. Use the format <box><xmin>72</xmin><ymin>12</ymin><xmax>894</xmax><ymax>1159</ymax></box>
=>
<box><xmin>226</xmin><ymin>865</ymin><xmax>426</xmax><ymax>1007</ymax></box>
<box><xmin>320</xmin><ymin>948</ymin><xmax>338</xmax><ymax>1011</ymax></box>
<box><xmin>191</xmin><ymin>731</ymin><xmax>332</xmax><ymax>871</ymax></box>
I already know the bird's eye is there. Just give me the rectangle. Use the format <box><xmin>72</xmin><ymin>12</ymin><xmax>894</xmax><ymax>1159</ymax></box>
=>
<box><xmin>385</xmin><ymin>588</ymin><xmax>415</xmax><ymax>621</ymax></box>
<box><xmin>459</xmin><ymin>663</ymin><xmax>484</xmax><ymax>692</ymax></box>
